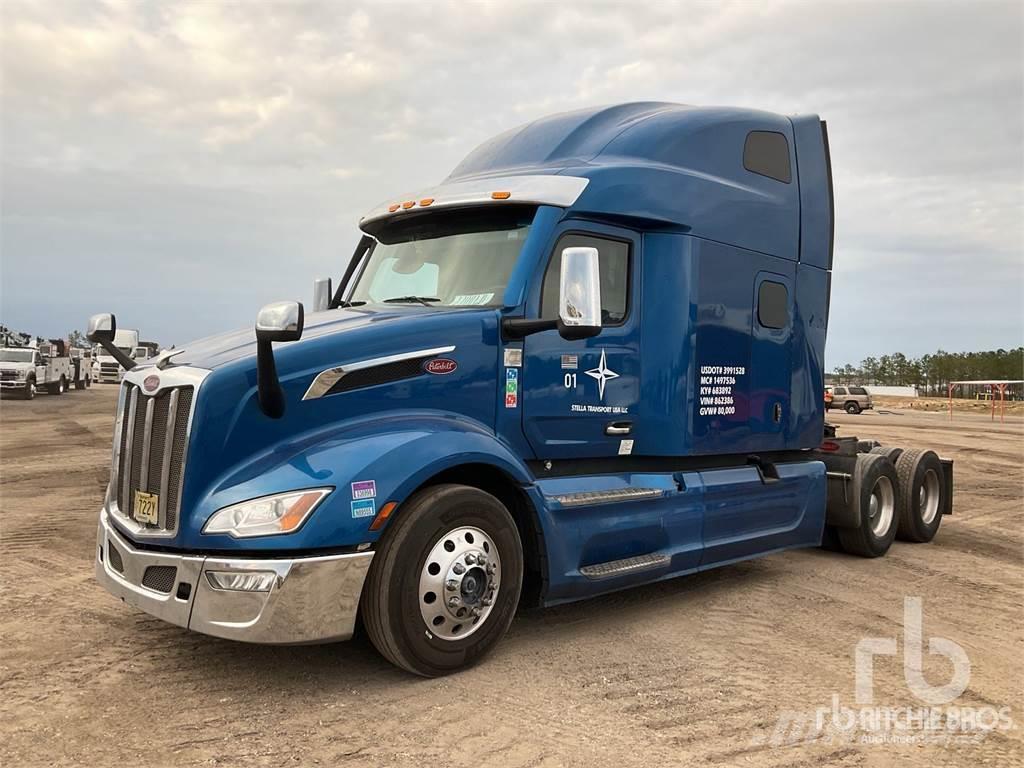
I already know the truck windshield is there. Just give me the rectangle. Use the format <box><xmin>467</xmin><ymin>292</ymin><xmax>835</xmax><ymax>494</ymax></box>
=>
<box><xmin>349</xmin><ymin>206</ymin><xmax>535</xmax><ymax>308</ymax></box>
<box><xmin>0</xmin><ymin>349</ymin><xmax>34</xmax><ymax>363</ymax></box>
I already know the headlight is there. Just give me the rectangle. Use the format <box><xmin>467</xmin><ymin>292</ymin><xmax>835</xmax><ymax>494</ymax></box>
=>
<box><xmin>202</xmin><ymin>488</ymin><xmax>331</xmax><ymax>538</ymax></box>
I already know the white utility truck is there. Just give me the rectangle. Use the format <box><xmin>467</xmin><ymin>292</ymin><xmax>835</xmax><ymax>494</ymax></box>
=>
<box><xmin>0</xmin><ymin>341</ymin><xmax>74</xmax><ymax>398</ymax></box>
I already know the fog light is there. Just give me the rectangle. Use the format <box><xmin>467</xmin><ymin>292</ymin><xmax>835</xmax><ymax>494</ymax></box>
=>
<box><xmin>205</xmin><ymin>570</ymin><xmax>276</xmax><ymax>592</ymax></box>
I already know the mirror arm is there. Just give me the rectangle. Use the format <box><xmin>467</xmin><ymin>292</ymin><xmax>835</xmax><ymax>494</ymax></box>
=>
<box><xmin>97</xmin><ymin>340</ymin><xmax>137</xmax><ymax>372</ymax></box>
<box><xmin>256</xmin><ymin>338</ymin><xmax>285</xmax><ymax>419</ymax></box>
<box><xmin>556</xmin><ymin>320</ymin><xmax>601</xmax><ymax>341</ymax></box>
<box><xmin>331</xmin><ymin>235</ymin><xmax>374</xmax><ymax>308</ymax></box>
<box><xmin>501</xmin><ymin>317</ymin><xmax>557</xmax><ymax>341</ymax></box>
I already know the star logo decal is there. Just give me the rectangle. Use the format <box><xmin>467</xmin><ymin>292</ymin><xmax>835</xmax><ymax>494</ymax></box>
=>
<box><xmin>585</xmin><ymin>348</ymin><xmax>619</xmax><ymax>400</ymax></box>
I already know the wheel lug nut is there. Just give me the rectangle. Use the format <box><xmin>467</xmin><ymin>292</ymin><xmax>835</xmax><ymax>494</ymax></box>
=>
<box><xmin>447</xmin><ymin>596</ymin><xmax>460</xmax><ymax>609</ymax></box>
<box><xmin>465</xmin><ymin>553</ymin><xmax>477</xmax><ymax>565</ymax></box>
<box><xmin>446</xmin><ymin>579</ymin><xmax>459</xmax><ymax>591</ymax></box>
<box><xmin>486</xmin><ymin>563</ymin><xmax>496</xmax><ymax>574</ymax></box>
<box><xmin>471</xmin><ymin>607</ymin><xmax>482</xmax><ymax>617</ymax></box>
<box><xmin>482</xmin><ymin>597</ymin><xmax>492</xmax><ymax>607</ymax></box>
<box><xmin>453</xmin><ymin>562</ymin><xmax>465</xmax><ymax>575</ymax></box>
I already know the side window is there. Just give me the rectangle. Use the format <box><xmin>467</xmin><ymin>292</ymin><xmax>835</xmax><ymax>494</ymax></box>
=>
<box><xmin>834</xmin><ymin>387</ymin><xmax>847</xmax><ymax>396</ymax></box>
<box><xmin>849</xmin><ymin>387</ymin><xmax>868</xmax><ymax>396</ymax></box>
<box><xmin>743</xmin><ymin>131</ymin><xmax>792</xmax><ymax>184</ymax></box>
<box><xmin>757</xmin><ymin>280</ymin><xmax>789</xmax><ymax>329</ymax></box>
<box><xmin>541</xmin><ymin>234</ymin><xmax>630</xmax><ymax>325</ymax></box>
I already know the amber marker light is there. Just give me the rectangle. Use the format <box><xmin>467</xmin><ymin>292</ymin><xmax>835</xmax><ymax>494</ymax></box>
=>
<box><xmin>388</xmin><ymin>204</ymin><xmax>401</xmax><ymax>212</ymax></box>
<box><xmin>402</xmin><ymin>200</ymin><xmax>416</xmax><ymax>209</ymax></box>
<box><xmin>491</xmin><ymin>191</ymin><xmax>511</xmax><ymax>199</ymax></box>
<box><xmin>369</xmin><ymin>501</ymin><xmax>398</xmax><ymax>531</ymax></box>
<box><xmin>419</xmin><ymin>198</ymin><xmax>435</xmax><ymax>206</ymax></box>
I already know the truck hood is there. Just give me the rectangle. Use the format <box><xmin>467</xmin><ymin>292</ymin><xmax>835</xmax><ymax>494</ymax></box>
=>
<box><xmin>168</xmin><ymin>306</ymin><xmax>477</xmax><ymax>370</ymax></box>
<box><xmin>0</xmin><ymin>361</ymin><xmax>32</xmax><ymax>372</ymax></box>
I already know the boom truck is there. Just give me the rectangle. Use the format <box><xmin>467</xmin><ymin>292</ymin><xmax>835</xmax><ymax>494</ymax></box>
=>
<box><xmin>90</xmin><ymin>103</ymin><xmax>953</xmax><ymax>676</ymax></box>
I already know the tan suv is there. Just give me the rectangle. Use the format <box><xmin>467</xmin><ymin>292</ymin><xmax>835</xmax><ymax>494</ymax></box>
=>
<box><xmin>827</xmin><ymin>385</ymin><xmax>873</xmax><ymax>414</ymax></box>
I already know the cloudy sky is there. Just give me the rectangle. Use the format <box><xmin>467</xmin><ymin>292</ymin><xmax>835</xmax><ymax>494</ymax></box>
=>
<box><xmin>1</xmin><ymin>0</ymin><xmax>1021</xmax><ymax>367</ymax></box>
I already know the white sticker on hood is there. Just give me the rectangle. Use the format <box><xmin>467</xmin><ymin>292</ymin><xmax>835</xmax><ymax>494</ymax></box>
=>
<box><xmin>451</xmin><ymin>293</ymin><xmax>494</xmax><ymax>306</ymax></box>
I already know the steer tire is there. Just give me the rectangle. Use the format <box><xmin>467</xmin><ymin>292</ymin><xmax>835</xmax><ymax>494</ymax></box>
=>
<box><xmin>837</xmin><ymin>454</ymin><xmax>900</xmax><ymax>558</ymax></box>
<box><xmin>894</xmin><ymin>449</ymin><xmax>945</xmax><ymax>543</ymax></box>
<box><xmin>845</xmin><ymin>401</ymin><xmax>861</xmax><ymax>414</ymax></box>
<box><xmin>24</xmin><ymin>379</ymin><xmax>35</xmax><ymax>400</ymax></box>
<box><xmin>361</xmin><ymin>483</ymin><xmax>524</xmax><ymax>677</ymax></box>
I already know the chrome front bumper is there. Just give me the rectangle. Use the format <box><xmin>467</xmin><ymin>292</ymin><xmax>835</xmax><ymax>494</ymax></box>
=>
<box><xmin>95</xmin><ymin>510</ymin><xmax>373</xmax><ymax>644</ymax></box>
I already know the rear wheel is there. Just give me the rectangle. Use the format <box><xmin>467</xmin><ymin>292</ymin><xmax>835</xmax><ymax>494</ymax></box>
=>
<box><xmin>845</xmin><ymin>401</ymin><xmax>861</xmax><ymax>414</ymax></box>
<box><xmin>361</xmin><ymin>484</ymin><xmax>524</xmax><ymax>676</ymax></box>
<box><xmin>869</xmin><ymin>445</ymin><xmax>904</xmax><ymax>463</ymax></box>
<box><xmin>894</xmin><ymin>449</ymin><xmax>945</xmax><ymax>543</ymax></box>
<box><xmin>837</xmin><ymin>453</ymin><xmax>900</xmax><ymax>557</ymax></box>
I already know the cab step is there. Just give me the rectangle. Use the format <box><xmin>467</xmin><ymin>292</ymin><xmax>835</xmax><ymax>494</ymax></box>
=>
<box><xmin>580</xmin><ymin>553</ymin><xmax>670</xmax><ymax>580</ymax></box>
<box><xmin>551</xmin><ymin>487</ymin><xmax>663</xmax><ymax>508</ymax></box>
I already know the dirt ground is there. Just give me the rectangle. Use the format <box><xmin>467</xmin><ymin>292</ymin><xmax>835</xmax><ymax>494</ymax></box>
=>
<box><xmin>1</xmin><ymin>386</ymin><xmax>1021</xmax><ymax>767</ymax></box>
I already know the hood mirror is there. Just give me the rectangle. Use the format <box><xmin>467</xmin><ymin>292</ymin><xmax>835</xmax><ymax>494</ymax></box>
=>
<box><xmin>255</xmin><ymin>300</ymin><xmax>304</xmax><ymax>419</ymax></box>
<box><xmin>313</xmin><ymin>277</ymin><xmax>333</xmax><ymax>313</ymax></box>
<box><xmin>256</xmin><ymin>300</ymin><xmax>304</xmax><ymax>343</ymax></box>
<box><xmin>86</xmin><ymin>312</ymin><xmax>136</xmax><ymax>371</ymax></box>
<box><xmin>557</xmin><ymin>246</ymin><xmax>602</xmax><ymax>340</ymax></box>
<box><xmin>87</xmin><ymin>313</ymin><xmax>115</xmax><ymax>344</ymax></box>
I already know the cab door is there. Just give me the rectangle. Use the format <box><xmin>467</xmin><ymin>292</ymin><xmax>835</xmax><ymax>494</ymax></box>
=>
<box><xmin>521</xmin><ymin>225</ymin><xmax>640</xmax><ymax>459</ymax></box>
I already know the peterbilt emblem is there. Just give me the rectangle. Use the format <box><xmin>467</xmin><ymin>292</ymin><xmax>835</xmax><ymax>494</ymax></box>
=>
<box><xmin>424</xmin><ymin>358</ymin><xmax>457</xmax><ymax>375</ymax></box>
<box><xmin>143</xmin><ymin>375</ymin><xmax>160</xmax><ymax>392</ymax></box>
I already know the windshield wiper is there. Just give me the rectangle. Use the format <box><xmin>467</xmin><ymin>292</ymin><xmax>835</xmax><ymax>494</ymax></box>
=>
<box><xmin>334</xmin><ymin>300</ymin><xmax>367</xmax><ymax>308</ymax></box>
<box><xmin>382</xmin><ymin>296</ymin><xmax>441</xmax><ymax>307</ymax></box>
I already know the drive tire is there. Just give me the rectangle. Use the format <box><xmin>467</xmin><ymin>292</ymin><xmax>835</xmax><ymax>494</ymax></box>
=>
<box><xmin>869</xmin><ymin>445</ymin><xmax>904</xmax><ymax>463</ymax></box>
<box><xmin>894</xmin><ymin>449</ymin><xmax>945</xmax><ymax>543</ymax></box>
<box><xmin>845</xmin><ymin>401</ymin><xmax>861</xmax><ymax>414</ymax></box>
<box><xmin>837</xmin><ymin>453</ymin><xmax>900</xmax><ymax>558</ymax></box>
<box><xmin>75</xmin><ymin>377</ymin><xmax>85</xmax><ymax>390</ymax></box>
<box><xmin>361</xmin><ymin>484</ymin><xmax>523</xmax><ymax>677</ymax></box>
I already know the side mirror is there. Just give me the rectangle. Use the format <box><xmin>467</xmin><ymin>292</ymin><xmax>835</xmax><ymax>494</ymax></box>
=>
<box><xmin>87</xmin><ymin>313</ymin><xmax>116</xmax><ymax>343</ymax></box>
<box><xmin>312</xmin><ymin>277</ymin><xmax>333</xmax><ymax>313</ymax></box>
<box><xmin>255</xmin><ymin>301</ymin><xmax>304</xmax><ymax>343</ymax></box>
<box><xmin>255</xmin><ymin>300</ymin><xmax>304</xmax><ymax>419</ymax></box>
<box><xmin>558</xmin><ymin>246</ymin><xmax>602</xmax><ymax>340</ymax></box>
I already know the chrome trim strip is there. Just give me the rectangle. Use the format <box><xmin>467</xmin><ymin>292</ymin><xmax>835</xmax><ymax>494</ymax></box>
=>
<box><xmin>139</xmin><ymin>396</ymin><xmax>155</xmax><ymax>490</ymax></box>
<box><xmin>302</xmin><ymin>345</ymin><xmax>456</xmax><ymax>401</ymax></box>
<box><xmin>359</xmin><ymin>175</ymin><xmax>589</xmax><ymax>230</ymax></box>
<box><xmin>121</xmin><ymin>387</ymin><xmax>138</xmax><ymax>516</ymax></box>
<box><xmin>158</xmin><ymin>388</ymin><xmax>179</xmax><ymax>529</ymax></box>
<box><xmin>551</xmin><ymin>488</ymin><xmax>665</xmax><ymax>508</ymax></box>
<box><xmin>109</xmin><ymin>384</ymin><xmax>128</xmax><ymax>496</ymax></box>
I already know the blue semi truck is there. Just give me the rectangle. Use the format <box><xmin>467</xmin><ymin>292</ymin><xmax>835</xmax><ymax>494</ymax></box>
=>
<box><xmin>89</xmin><ymin>103</ymin><xmax>952</xmax><ymax>676</ymax></box>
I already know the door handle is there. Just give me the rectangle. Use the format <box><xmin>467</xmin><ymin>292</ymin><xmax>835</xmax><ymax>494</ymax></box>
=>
<box><xmin>605</xmin><ymin>421</ymin><xmax>632</xmax><ymax>436</ymax></box>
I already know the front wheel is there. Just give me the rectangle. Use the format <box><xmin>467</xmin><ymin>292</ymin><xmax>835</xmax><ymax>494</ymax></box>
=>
<box><xmin>845</xmin><ymin>401</ymin><xmax>861</xmax><ymax>414</ymax></box>
<box><xmin>361</xmin><ymin>484</ymin><xmax>524</xmax><ymax>676</ymax></box>
<box><xmin>24</xmin><ymin>379</ymin><xmax>35</xmax><ymax>400</ymax></box>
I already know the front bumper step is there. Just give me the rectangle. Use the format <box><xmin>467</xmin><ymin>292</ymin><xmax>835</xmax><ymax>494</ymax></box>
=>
<box><xmin>96</xmin><ymin>509</ymin><xmax>373</xmax><ymax>644</ymax></box>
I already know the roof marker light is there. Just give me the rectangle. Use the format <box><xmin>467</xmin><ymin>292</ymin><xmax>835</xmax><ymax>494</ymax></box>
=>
<box><xmin>491</xmin><ymin>191</ymin><xmax>511</xmax><ymax>200</ymax></box>
<box><xmin>388</xmin><ymin>204</ymin><xmax>400</xmax><ymax>212</ymax></box>
<box><xmin>419</xmin><ymin>198</ymin><xmax>434</xmax><ymax>206</ymax></box>
<box><xmin>402</xmin><ymin>201</ymin><xmax>415</xmax><ymax>209</ymax></box>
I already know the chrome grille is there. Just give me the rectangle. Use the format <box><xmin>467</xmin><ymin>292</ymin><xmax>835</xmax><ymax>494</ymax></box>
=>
<box><xmin>114</xmin><ymin>382</ymin><xmax>194</xmax><ymax>533</ymax></box>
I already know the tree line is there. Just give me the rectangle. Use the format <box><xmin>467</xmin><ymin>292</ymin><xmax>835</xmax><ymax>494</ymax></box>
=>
<box><xmin>831</xmin><ymin>348</ymin><xmax>1023</xmax><ymax>395</ymax></box>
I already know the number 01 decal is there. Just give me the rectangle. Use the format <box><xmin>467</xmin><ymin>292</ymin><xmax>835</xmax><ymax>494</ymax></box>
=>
<box><xmin>564</xmin><ymin>373</ymin><xmax>577</xmax><ymax>389</ymax></box>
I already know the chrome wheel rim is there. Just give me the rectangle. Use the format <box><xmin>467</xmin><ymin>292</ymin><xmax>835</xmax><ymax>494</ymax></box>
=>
<box><xmin>868</xmin><ymin>475</ymin><xmax>895</xmax><ymax>537</ymax></box>
<box><xmin>418</xmin><ymin>526</ymin><xmax>501</xmax><ymax>641</ymax></box>
<box><xmin>920</xmin><ymin>469</ymin><xmax>940</xmax><ymax>525</ymax></box>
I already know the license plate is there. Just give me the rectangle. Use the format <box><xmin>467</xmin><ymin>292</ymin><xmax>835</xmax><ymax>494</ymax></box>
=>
<box><xmin>134</xmin><ymin>490</ymin><xmax>159</xmax><ymax>525</ymax></box>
